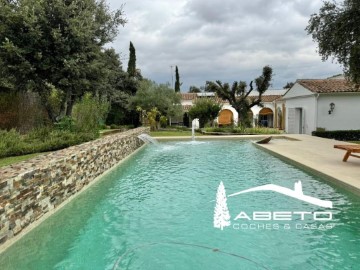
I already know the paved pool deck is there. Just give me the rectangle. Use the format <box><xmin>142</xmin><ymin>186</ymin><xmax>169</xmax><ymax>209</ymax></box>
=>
<box><xmin>154</xmin><ymin>135</ymin><xmax>360</xmax><ymax>194</ymax></box>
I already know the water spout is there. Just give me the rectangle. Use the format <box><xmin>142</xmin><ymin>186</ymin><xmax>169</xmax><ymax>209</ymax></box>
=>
<box><xmin>191</xmin><ymin>119</ymin><xmax>199</xmax><ymax>141</ymax></box>
<box><xmin>192</xmin><ymin>123</ymin><xmax>195</xmax><ymax>141</ymax></box>
<box><xmin>138</xmin><ymin>134</ymin><xmax>158</xmax><ymax>144</ymax></box>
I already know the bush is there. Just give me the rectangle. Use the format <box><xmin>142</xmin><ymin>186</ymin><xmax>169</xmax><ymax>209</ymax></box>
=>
<box><xmin>312</xmin><ymin>130</ymin><xmax>360</xmax><ymax>141</ymax></box>
<box><xmin>0</xmin><ymin>128</ymin><xmax>98</xmax><ymax>159</ymax></box>
<box><xmin>54</xmin><ymin>116</ymin><xmax>75</xmax><ymax>132</ymax></box>
<box><xmin>174</xmin><ymin>126</ymin><xmax>189</xmax><ymax>131</ymax></box>
<box><xmin>160</xmin><ymin>116</ymin><xmax>168</xmax><ymax>128</ymax></box>
<box><xmin>72</xmin><ymin>93</ymin><xmax>109</xmax><ymax>133</ymax></box>
<box><xmin>109</xmin><ymin>124</ymin><xmax>134</xmax><ymax>131</ymax></box>
<box><xmin>110</xmin><ymin>124</ymin><xmax>120</xmax><ymax>129</ymax></box>
<box><xmin>188</xmin><ymin>99</ymin><xmax>222</xmax><ymax>128</ymax></box>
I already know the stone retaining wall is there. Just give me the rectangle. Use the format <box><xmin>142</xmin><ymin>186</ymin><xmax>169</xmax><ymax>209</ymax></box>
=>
<box><xmin>0</xmin><ymin>127</ymin><xmax>149</xmax><ymax>246</ymax></box>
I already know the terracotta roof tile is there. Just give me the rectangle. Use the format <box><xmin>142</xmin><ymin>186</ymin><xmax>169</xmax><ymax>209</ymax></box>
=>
<box><xmin>297</xmin><ymin>79</ymin><xmax>359</xmax><ymax>93</ymax></box>
<box><xmin>180</xmin><ymin>93</ymin><xmax>197</xmax><ymax>100</ymax></box>
<box><xmin>181</xmin><ymin>93</ymin><xmax>279</xmax><ymax>103</ymax></box>
<box><xmin>258</xmin><ymin>95</ymin><xmax>282</xmax><ymax>102</ymax></box>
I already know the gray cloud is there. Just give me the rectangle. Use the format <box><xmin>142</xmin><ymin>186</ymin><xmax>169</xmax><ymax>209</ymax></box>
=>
<box><xmin>108</xmin><ymin>0</ymin><xmax>342</xmax><ymax>91</ymax></box>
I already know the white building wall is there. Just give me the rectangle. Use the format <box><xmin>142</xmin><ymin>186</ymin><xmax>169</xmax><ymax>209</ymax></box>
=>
<box><xmin>251</xmin><ymin>102</ymin><xmax>276</xmax><ymax>115</ymax></box>
<box><xmin>317</xmin><ymin>94</ymin><xmax>360</xmax><ymax>130</ymax></box>
<box><xmin>251</xmin><ymin>102</ymin><xmax>276</xmax><ymax>127</ymax></box>
<box><xmin>285</xmin><ymin>96</ymin><xmax>317</xmax><ymax>135</ymax></box>
<box><xmin>283</xmin><ymin>83</ymin><xmax>314</xmax><ymax>98</ymax></box>
<box><xmin>181</xmin><ymin>100</ymin><xmax>193</xmax><ymax>106</ymax></box>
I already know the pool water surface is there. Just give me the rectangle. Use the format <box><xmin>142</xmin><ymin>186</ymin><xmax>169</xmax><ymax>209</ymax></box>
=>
<box><xmin>0</xmin><ymin>140</ymin><xmax>359</xmax><ymax>269</ymax></box>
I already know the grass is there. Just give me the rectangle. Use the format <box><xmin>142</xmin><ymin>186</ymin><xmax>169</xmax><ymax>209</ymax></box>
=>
<box><xmin>150</xmin><ymin>130</ymin><xmax>203</xmax><ymax>137</ymax></box>
<box><xmin>0</xmin><ymin>128</ymin><xmax>97</xmax><ymax>159</ymax></box>
<box><xmin>99</xmin><ymin>129</ymin><xmax>114</xmax><ymax>133</ymax></box>
<box><xmin>203</xmin><ymin>126</ymin><xmax>282</xmax><ymax>134</ymax></box>
<box><xmin>0</xmin><ymin>152</ymin><xmax>46</xmax><ymax>168</ymax></box>
<box><xmin>348</xmin><ymin>141</ymin><xmax>360</xmax><ymax>144</ymax></box>
<box><xmin>99</xmin><ymin>129</ymin><xmax>122</xmax><ymax>137</ymax></box>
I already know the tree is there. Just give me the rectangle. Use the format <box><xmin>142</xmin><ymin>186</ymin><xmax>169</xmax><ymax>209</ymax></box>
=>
<box><xmin>207</xmin><ymin>66</ymin><xmax>273</xmax><ymax>126</ymax></box>
<box><xmin>283</xmin><ymin>82</ymin><xmax>294</xmax><ymax>89</ymax></box>
<box><xmin>102</xmin><ymin>48</ymin><xmax>140</xmax><ymax>126</ymax></box>
<box><xmin>306</xmin><ymin>0</ymin><xmax>360</xmax><ymax>85</ymax></box>
<box><xmin>0</xmin><ymin>0</ymin><xmax>126</xmax><ymax>121</ymax></box>
<box><xmin>128</xmin><ymin>80</ymin><xmax>182</xmax><ymax>119</ymax></box>
<box><xmin>213</xmin><ymin>181</ymin><xmax>231</xmax><ymax>230</ymax></box>
<box><xmin>188</xmin><ymin>86</ymin><xmax>201</xmax><ymax>93</ymax></box>
<box><xmin>204</xmin><ymin>81</ymin><xmax>216</xmax><ymax>92</ymax></box>
<box><xmin>174</xmin><ymin>66</ymin><xmax>181</xmax><ymax>92</ymax></box>
<box><xmin>188</xmin><ymin>98</ymin><xmax>222</xmax><ymax>128</ymax></box>
<box><xmin>127</xmin><ymin>41</ymin><xmax>137</xmax><ymax>77</ymax></box>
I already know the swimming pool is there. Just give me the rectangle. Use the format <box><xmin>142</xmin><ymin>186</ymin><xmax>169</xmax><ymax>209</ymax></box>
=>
<box><xmin>0</xmin><ymin>140</ymin><xmax>359</xmax><ymax>269</ymax></box>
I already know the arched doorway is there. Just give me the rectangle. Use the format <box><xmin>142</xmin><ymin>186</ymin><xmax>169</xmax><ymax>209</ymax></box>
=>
<box><xmin>218</xmin><ymin>109</ymin><xmax>233</xmax><ymax>125</ymax></box>
<box><xmin>259</xmin><ymin>107</ymin><xmax>274</xmax><ymax>127</ymax></box>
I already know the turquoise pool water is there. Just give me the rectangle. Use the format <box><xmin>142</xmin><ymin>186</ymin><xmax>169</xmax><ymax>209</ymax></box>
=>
<box><xmin>0</xmin><ymin>140</ymin><xmax>359</xmax><ymax>269</ymax></box>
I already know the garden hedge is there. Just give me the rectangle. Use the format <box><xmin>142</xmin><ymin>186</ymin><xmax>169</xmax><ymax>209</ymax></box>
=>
<box><xmin>312</xmin><ymin>130</ymin><xmax>360</xmax><ymax>141</ymax></box>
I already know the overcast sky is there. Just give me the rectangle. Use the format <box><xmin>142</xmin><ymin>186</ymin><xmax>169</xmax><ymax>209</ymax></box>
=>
<box><xmin>107</xmin><ymin>0</ymin><xmax>343</xmax><ymax>92</ymax></box>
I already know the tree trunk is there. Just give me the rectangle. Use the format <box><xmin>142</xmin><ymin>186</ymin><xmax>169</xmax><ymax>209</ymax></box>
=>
<box><xmin>66</xmin><ymin>98</ymin><xmax>74</xmax><ymax>116</ymax></box>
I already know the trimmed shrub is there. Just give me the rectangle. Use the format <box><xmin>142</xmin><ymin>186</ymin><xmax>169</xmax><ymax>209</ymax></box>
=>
<box><xmin>0</xmin><ymin>128</ymin><xmax>98</xmax><ymax>159</ymax></box>
<box><xmin>312</xmin><ymin>130</ymin><xmax>360</xmax><ymax>141</ymax></box>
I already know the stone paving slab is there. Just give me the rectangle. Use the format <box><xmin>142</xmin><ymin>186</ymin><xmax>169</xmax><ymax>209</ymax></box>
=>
<box><xmin>254</xmin><ymin>135</ymin><xmax>360</xmax><ymax>194</ymax></box>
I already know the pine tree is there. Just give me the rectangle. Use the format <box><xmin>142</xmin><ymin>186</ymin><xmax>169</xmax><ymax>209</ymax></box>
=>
<box><xmin>175</xmin><ymin>66</ymin><xmax>181</xmax><ymax>92</ymax></box>
<box><xmin>213</xmin><ymin>181</ymin><xmax>231</xmax><ymax>230</ymax></box>
<box><xmin>127</xmin><ymin>41</ymin><xmax>136</xmax><ymax>77</ymax></box>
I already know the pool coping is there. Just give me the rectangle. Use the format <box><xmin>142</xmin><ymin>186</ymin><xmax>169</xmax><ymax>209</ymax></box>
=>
<box><xmin>0</xmin><ymin>144</ymin><xmax>147</xmax><ymax>255</ymax></box>
<box><xmin>253</xmin><ymin>143</ymin><xmax>360</xmax><ymax>196</ymax></box>
<box><xmin>153</xmin><ymin>134</ymin><xmax>299</xmax><ymax>141</ymax></box>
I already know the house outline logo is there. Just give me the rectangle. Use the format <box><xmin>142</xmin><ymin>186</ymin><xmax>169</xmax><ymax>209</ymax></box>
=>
<box><xmin>213</xmin><ymin>181</ymin><xmax>333</xmax><ymax>230</ymax></box>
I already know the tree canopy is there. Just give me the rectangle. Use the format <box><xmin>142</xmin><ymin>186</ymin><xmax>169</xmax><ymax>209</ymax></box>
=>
<box><xmin>128</xmin><ymin>80</ymin><xmax>182</xmax><ymax>119</ymax></box>
<box><xmin>207</xmin><ymin>66</ymin><xmax>273</xmax><ymax>126</ymax></box>
<box><xmin>188</xmin><ymin>98</ymin><xmax>222</xmax><ymax>128</ymax></box>
<box><xmin>175</xmin><ymin>65</ymin><xmax>181</xmax><ymax>92</ymax></box>
<box><xmin>0</xmin><ymin>0</ymin><xmax>126</xmax><ymax>121</ymax></box>
<box><xmin>188</xmin><ymin>86</ymin><xmax>201</xmax><ymax>93</ymax></box>
<box><xmin>306</xmin><ymin>0</ymin><xmax>360</xmax><ymax>85</ymax></box>
<box><xmin>283</xmin><ymin>82</ymin><xmax>294</xmax><ymax>89</ymax></box>
<box><xmin>127</xmin><ymin>41</ymin><xmax>136</xmax><ymax>77</ymax></box>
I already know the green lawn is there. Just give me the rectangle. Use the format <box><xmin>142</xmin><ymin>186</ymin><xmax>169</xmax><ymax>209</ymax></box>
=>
<box><xmin>150</xmin><ymin>130</ymin><xmax>203</xmax><ymax>137</ymax></box>
<box><xmin>99</xmin><ymin>129</ymin><xmax>122</xmax><ymax>136</ymax></box>
<box><xmin>0</xmin><ymin>152</ymin><xmax>46</xmax><ymax>168</ymax></box>
<box><xmin>348</xmin><ymin>141</ymin><xmax>360</xmax><ymax>144</ymax></box>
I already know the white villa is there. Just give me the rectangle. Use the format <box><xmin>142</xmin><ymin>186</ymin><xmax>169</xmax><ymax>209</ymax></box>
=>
<box><xmin>180</xmin><ymin>90</ymin><xmax>286</xmax><ymax>129</ymax></box>
<box><xmin>283</xmin><ymin>76</ymin><xmax>360</xmax><ymax>134</ymax></box>
<box><xmin>180</xmin><ymin>75</ymin><xmax>360</xmax><ymax>134</ymax></box>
